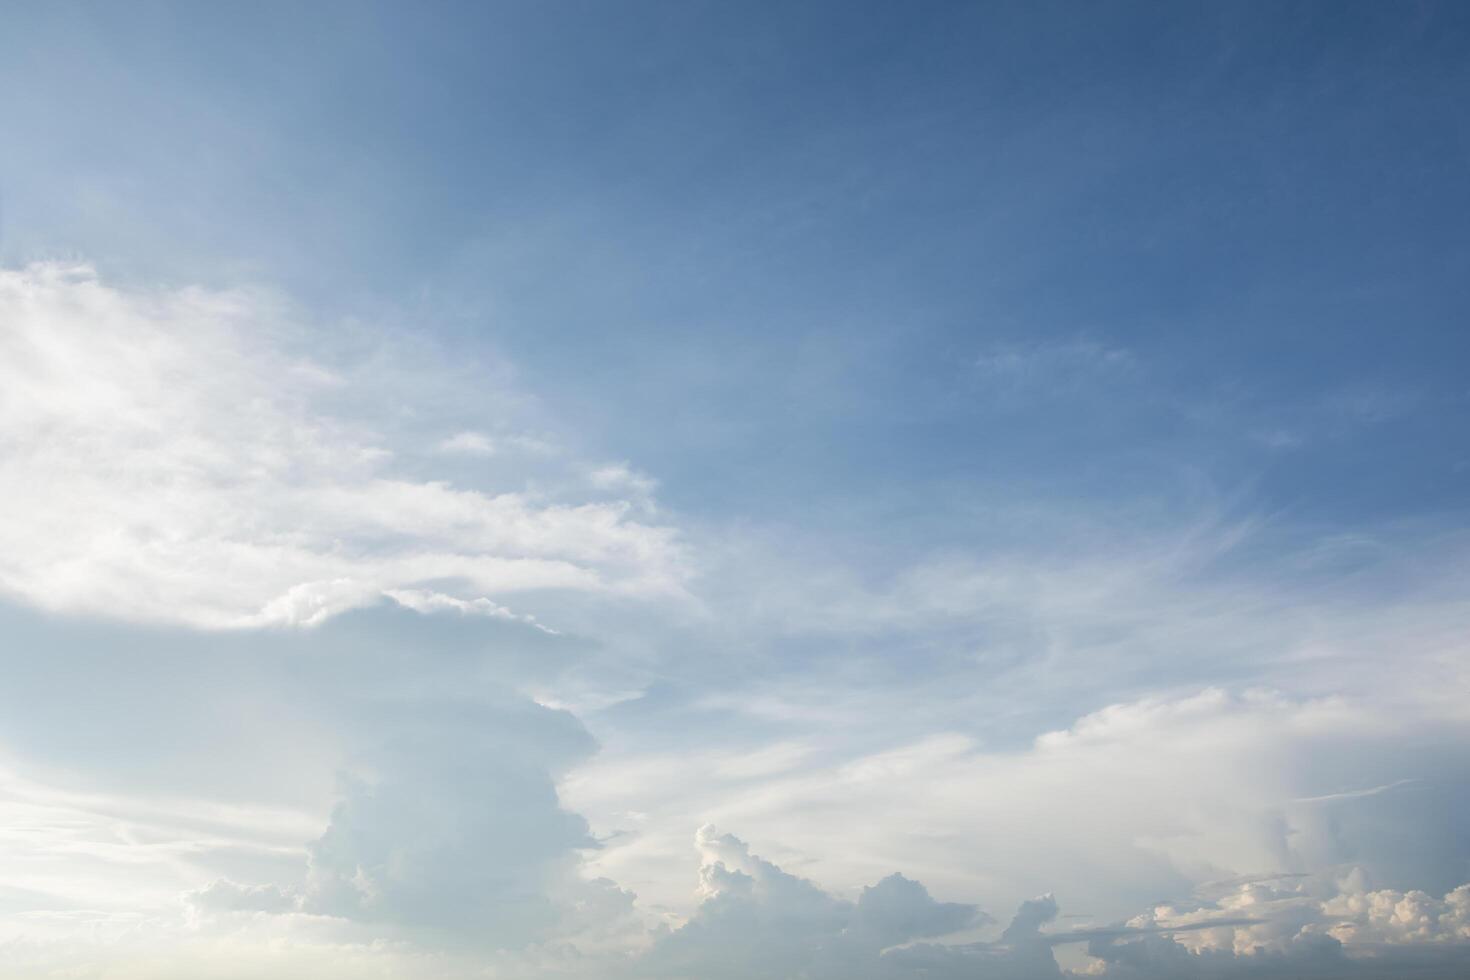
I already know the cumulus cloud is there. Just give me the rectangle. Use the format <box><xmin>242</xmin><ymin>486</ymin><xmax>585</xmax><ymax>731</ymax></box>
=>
<box><xmin>0</xmin><ymin>262</ymin><xmax>685</xmax><ymax>630</ymax></box>
<box><xmin>1076</xmin><ymin>870</ymin><xmax>1470</xmax><ymax>979</ymax></box>
<box><xmin>567</xmin><ymin>686</ymin><xmax>1470</xmax><ymax>927</ymax></box>
<box><xmin>0</xmin><ymin>602</ymin><xmax>634</xmax><ymax>969</ymax></box>
<box><xmin>1320</xmin><ymin>872</ymin><xmax>1470</xmax><ymax>946</ymax></box>
<box><xmin>625</xmin><ymin>830</ymin><xmax>1470</xmax><ymax>980</ymax></box>
<box><xmin>635</xmin><ymin>826</ymin><xmax>982</xmax><ymax>979</ymax></box>
<box><xmin>299</xmin><ymin>696</ymin><xmax>601</xmax><ymax>945</ymax></box>
<box><xmin>6</xmin><ymin>679</ymin><xmax>1470</xmax><ymax>978</ymax></box>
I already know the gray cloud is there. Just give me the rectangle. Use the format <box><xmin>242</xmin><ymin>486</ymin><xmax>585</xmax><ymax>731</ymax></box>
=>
<box><xmin>619</xmin><ymin>831</ymin><xmax>1470</xmax><ymax>980</ymax></box>
<box><xmin>634</xmin><ymin>826</ymin><xmax>985</xmax><ymax>979</ymax></box>
<box><xmin>301</xmin><ymin>697</ymin><xmax>598</xmax><ymax>945</ymax></box>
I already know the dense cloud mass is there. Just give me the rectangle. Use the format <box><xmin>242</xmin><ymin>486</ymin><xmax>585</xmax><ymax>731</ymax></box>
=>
<box><xmin>164</xmin><ymin>826</ymin><xmax>1470</xmax><ymax>979</ymax></box>
<box><xmin>3</xmin><ymin>576</ymin><xmax>1464</xmax><ymax>977</ymax></box>
<box><xmin>618</xmin><ymin>832</ymin><xmax>1470</xmax><ymax>980</ymax></box>
<box><xmin>635</xmin><ymin>826</ymin><xmax>982</xmax><ymax>978</ymax></box>
<box><xmin>299</xmin><ymin>698</ymin><xmax>597</xmax><ymax>942</ymax></box>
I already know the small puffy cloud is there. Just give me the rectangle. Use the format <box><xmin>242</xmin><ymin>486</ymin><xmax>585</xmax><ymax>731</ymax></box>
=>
<box><xmin>590</xmin><ymin>462</ymin><xmax>659</xmax><ymax>500</ymax></box>
<box><xmin>435</xmin><ymin>431</ymin><xmax>498</xmax><ymax>456</ymax></box>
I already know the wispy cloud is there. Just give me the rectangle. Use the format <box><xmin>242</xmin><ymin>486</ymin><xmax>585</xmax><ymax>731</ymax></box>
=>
<box><xmin>434</xmin><ymin>430</ymin><xmax>498</xmax><ymax>456</ymax></box>
<box><xmin>0</xmin><ymin>263</ymin><xmax>687</xmax><ymax>629</ymax></box>
<box><xmin>972</xmin><ymin>338</ymin><xmax>1137</xmax><ymax>399</ymax></box>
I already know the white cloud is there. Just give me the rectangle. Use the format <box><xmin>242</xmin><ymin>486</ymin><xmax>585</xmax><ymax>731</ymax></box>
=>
<box><xmin>628</xmin><ymin>830</ymin><xmax>1470</xmax><ymax>980</ymax></box>
<box><xmin>1319</xmin><ymin>872</ymin><xmax>1470</xmax><ymax>946</ymax></box>
<box><xmin>298</xmin><ymin>697</ymin><xmax>601</xmax><ymax>945</ymax></box>
<box><xmin>0</xmin><ymin>263</ymin><xmax>687</xmax><ymax>629</ymax></box>
<box><xmin>383</xmin><ymin>587</ymin><xmax>558</xmax><ymax>633</ymax></box>
<box><xmin>566</xmin><ymin>686</ymin><xmax>1470</xmax><ymax>927</ymax></box>
<box><xmin>184</xmin><ymin>879</ymin><xmax>297</xmax><ymax>916</ymax></box>
<box><xmin>634</xmin><ymin>826</ymin><xmax>983</xmax><ymax>979</ymax></box>
<box><xmin>5</xmin><ymin>683</ymin><xmax>1470</xmax><ymax>977</ymax></box>
<box><xmin>434</xmin><ymin>430</ymin><xmax>498</xmax><ymax>456</ymax></box>
<box><xmin>590</xmin><ymin>462</ymin><xmax>659</xmax><ymax>504</ymax></box>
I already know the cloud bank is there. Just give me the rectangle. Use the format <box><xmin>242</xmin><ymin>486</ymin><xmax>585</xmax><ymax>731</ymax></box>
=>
<box><xmin>16</xmin><ymin>821</ymin><xmax>1468</xmax><ymax>979</ymax></box>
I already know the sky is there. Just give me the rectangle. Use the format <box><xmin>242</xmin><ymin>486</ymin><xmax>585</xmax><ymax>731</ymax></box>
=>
<box><xmin>1</xmin><ymin>1</ymin><xmax>1469</xmax><ymax>977</ymax></box>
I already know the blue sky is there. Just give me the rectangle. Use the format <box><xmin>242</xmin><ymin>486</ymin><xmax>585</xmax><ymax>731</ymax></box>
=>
<box><xmin>1</xmin><ymin>2</ymin><xmax>1469</xmax><ymax>977</ymax></box>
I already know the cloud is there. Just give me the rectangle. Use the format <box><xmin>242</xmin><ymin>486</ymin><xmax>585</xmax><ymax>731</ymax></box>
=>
<box><xmin>0</xmin><ymin>600</ymin><xmax>613</xmax><ymax>959</ymax></box>
<box><xmin>184</xmin><ymin>879</ymin><xmax>297</xmax><ymax>916</ymax></box>
<box><xmin>590</xmin><ymin>462</ymin><xmax>659</xmax><ymax>508</ymax></box>
<box><xmin>1</xmin><ymin>267</ymin><xmax>1465</xmax><ymax>978</ymax></box>
<box><xmin>1075</xmin><ymin>869</ymin><xmax>1470</xmax><ymax>979</ymax></box>
<box><xmin>383</xmin><ymin>588</ymin><xmax>558</xmax><ymax>633</ymax></box>
<box><xmin>0</xmin><ymin>263</ymin><xmax>687</xmax><ymax>629</ymax></box>
<box><xmin>298</xmin><ymin>694</ymin><xmax>602</xmax><ymax>946</ymax></box>
<box><xmin>972</xmin><ymin>338</ymin><xmax>1137</xmax><ymax>403</ymax></box>
<box><xmin>635</xmin><ymin>826</ymin><xmax>982</xmax><ymax>979</ymax></box>
<box><xmin>1291</xmin><ymin>779</ymin><xmax>1421</xmax><ymax>805</ymax></box>
<box><xmin>435</xmin><ymin>431</ymin><xmax>498</xmax><ymax>456</ymax></box>
<box><xmin>5</xmin><ymin>658</ymin><xmax>1470</xmax><ymax>978</ymax></box>
<box><xmin>1319</xmin><ymin>871</ymin><xmax>1470</xmax><ymax>946</ymax></box>
<box><xmin>625</xmin><ymin>830</ymin><xmax>1470</xmax><ymax>980</ymax></box>
<box><xmin>567</xmin><ymin>685</ymin><xmax>1470</xmax><ymax>929</ymax></box>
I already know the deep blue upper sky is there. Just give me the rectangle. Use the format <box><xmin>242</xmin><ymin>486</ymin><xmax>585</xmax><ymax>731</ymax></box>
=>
<box><xmin>4</xmin><ymin>0</ymin><xmax>1467</xmax><ymax>535</ymax></box>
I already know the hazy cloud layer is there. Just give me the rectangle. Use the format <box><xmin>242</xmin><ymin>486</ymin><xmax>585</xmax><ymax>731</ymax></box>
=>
<box><xmin>10</xmin><ymin>819</ymin><xmax>1469</xmax><ymax>978</ymax></box>
<box><xmin>0</xmin><ymin>263</ymin><xmax>685</xmax><ymax>629</ymax></box>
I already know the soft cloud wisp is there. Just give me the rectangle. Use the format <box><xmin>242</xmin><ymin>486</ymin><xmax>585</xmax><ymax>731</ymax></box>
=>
<box><xmin>0</xmin><ymin>263</ymin><xmax>685</xmax><ymax>630</ymax></box>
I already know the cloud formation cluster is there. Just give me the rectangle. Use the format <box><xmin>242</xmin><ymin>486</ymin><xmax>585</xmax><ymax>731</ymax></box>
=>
<box><xmin>1</xmin><ymin>598</ymin><xmax>1466</xmax><ymax>980</ymax></box>
<box><xmin>634</xmin><ymin>832</ymin><xmax>1470</xmax><ymax>980</ymax></box>
<box><xmin>1</xmin><ymin>263</ymin><xmax>1466</xmax><ymax>980</ymax></box>
<box><xmin>160</xmin><ymin>826</ymin><xmax>1470</xmax><ymax>980</ymax></box>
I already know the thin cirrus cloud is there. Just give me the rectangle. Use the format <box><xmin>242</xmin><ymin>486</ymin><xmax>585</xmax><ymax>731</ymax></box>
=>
<box><xmin>0</xmin><ymin>263</ymin><xmax>687</xmax><ymax>630</ymax></box>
